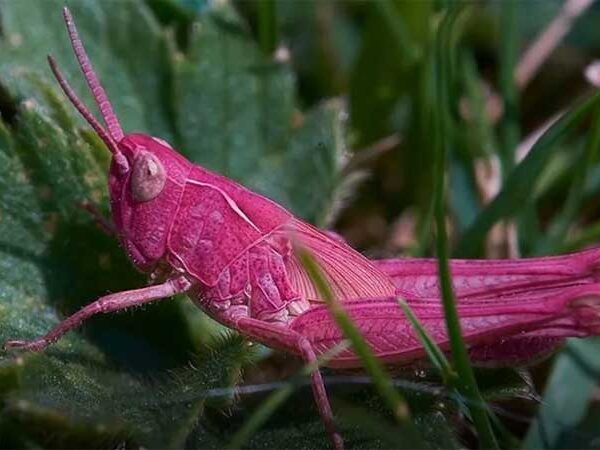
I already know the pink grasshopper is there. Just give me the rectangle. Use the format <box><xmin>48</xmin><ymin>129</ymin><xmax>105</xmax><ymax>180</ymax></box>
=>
<box><xmin>5</xmin><ymin>7</ymin><xmax>600</xmax><ymax>450</ymax></box>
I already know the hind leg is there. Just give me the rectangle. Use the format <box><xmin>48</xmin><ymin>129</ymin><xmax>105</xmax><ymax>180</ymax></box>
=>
<box><xmin>234</xmin><ymin>317</ymin><xmax>344</xmax><ymax>450</ymax></box>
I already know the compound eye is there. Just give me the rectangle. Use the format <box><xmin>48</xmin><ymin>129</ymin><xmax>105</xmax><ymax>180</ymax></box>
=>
<box><xmin>130</xmin><ymin>151</ymin><xmax>166</xmax><ymax>202</ymax></box>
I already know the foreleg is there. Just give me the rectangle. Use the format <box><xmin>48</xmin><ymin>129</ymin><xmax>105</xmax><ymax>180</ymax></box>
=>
<box><xmin>234</xmin><ymin>317</ymin><xmax>344</xmax><ymax>450</ymax></box>
<box><xmin>3</xmin><ymin>276</ymin><xmax>191</xmax><ymax>352</ymax></box>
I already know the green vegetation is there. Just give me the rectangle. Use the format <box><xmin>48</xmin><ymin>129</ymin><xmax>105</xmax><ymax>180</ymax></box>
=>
<box><xmin>2</xmin><ymin>0</ymin><xmax>600</xmax><ymax>448</ymax></box>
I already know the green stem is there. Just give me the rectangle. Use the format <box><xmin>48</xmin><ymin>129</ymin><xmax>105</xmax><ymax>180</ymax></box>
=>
<box><xmin>374</xmin><ymin>0</ymin><xmax>420</xmax><ymax>65</ymax></box>
<box><xmin>414</xmin><ymin>52</ymin><xmax>437</xmax><ymax>255</ymax></box>
<box><xmin>433</xmin><ymin>11</ymin><xmax>499</xmax><ymax>450</ymax></box>
<box><xmin>258</xmin><ymin>0</ymin><xmax>277</xmax><ymax>55</ymax></box>
<box><xmin>498</xmin><ymin>0</ymin><xmax>520</xmax><ymax>178</ymax></box>
<box><xmin>398</xmin><ymin>299</ymin><xmax>456</xmax><ymax>384</ymax></box>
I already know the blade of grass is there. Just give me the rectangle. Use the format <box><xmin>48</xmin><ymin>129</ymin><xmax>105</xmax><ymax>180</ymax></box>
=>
<box><xmin>560</xmin><ymin>219</ymin><xmax>600</xmax><ymax>253</ymax></box>
<box><xmin>398</xmin><ymin>299</ymin><xmax>519</xmax><ymax>449</ymax></box>
<box><xmin>452</xmin><ymin>52</ymin><xmax>498</xmax><ymax>233</ymax></box>
<box><xmin>498</xmin><ymin>0</ymin><xmax>520</xmax><ymax>178</ymax></box>
<box><xmin>414</xmin><ymin>50</ymin><xmax>437</xmax><ymax>255</ymax></box>
<box><xmin>415</xmin><ymin>7</ymin><xmax>471</xmax><ymax>253</ymax></box>
<box><xmin>397</xmin><ymin>299</ymin><xmax>455</xmax><ymax>384</ymax></box>
<box><xmin>432</xmin><ymin>9</ymin><xmax>499</xmax><ymax>449</ymax></box>
<box><xmin>534</xmin><ymin>102</ymin><xmax>600</xmax><ymax>254</ymax></box>
<box><xmin>497</xmin><ymin>1</ymin><xmax>538</xmax><ymax>256</ymax></box>
<box><xmin>298</xmin><ymin>249</ymin><xmax>426</xmax><ymax>449</ymax></box>
<box><xmin>397</xmin><ymin>298</ymin><xmax>520</xmax><ymax>448</ymax></box>
<box><xmin>461</xmin><ymin>52</ymin><xmax>498</xmax><ymax>158</ymax></box>
<box><xmin>453</xmin><ymin>53</ymin><xmax>490</xmax><ymax>214</ymax></box>
<box><xmin>414</xmin><ymin>24</ymin><xmax>450</xmax><ymax>254</ymax></box>
<box><xmin>227</xmin><ymin>341</ymin><xmax>349</xmax><ymax>450</ymax></box>
<box><xmin>257</xmin><ymin>0</ymin><xmax>277</xmax><ymax>55</ymax></box>
<box><xmin>456</xmin><ymin>90</ymin><xmax>600</xmax><ymax>257</ymax></box>
<box><xmin>373</xmin><ymin>0</ymin><xmax>421</xmax><ymax>66</ymax></box>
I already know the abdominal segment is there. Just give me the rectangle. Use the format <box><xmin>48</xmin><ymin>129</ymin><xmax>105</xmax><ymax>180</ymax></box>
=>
<box><xmin>289</xmin><ymin>282</ymin><xmax>600</xmax><ymax>369</ymax></box>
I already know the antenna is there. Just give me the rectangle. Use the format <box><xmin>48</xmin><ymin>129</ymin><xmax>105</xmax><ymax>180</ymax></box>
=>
<box><xmin>62</xmin><ymin>7</ymin><xmax>124</xmax><ymax>142</ymax></box>
<box><xmin>48</xmin><ymin>55</ymin><xmax>120</xmax><ymax>155</ymax></box>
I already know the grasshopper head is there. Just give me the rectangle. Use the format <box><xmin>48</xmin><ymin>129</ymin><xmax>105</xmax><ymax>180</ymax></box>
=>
<box><xmin>49</xmin><ymin>7</ymin><xmax>191</xmax><ymax>272</ymax></box>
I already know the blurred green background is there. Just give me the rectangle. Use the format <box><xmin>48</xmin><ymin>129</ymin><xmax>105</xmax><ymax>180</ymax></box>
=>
<box><xmin>2</xmin><ymin>0</ymin><xmax>600</xmax><ymax>448</ymax></box>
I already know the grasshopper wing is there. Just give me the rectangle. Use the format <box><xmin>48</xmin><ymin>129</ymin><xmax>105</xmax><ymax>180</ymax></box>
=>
<box><xmin>282</xmin><ymin>218</ymin><xmax>396</xmax><ymax>302</ymax></box>
<box><xmin>375</xmin><ymin>246</ymin><xmax>600</xmax><ymax>300</ymax></box>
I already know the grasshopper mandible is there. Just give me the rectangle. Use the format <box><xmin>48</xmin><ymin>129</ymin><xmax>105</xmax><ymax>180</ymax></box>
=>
<box><xmin>5</xmin><ymin>8</ymin><xmax>600</xmax><ymax>450</ymax></box>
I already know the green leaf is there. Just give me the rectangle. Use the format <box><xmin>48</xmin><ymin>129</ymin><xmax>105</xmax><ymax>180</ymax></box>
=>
<box><xmin>2</xmin><ymin>334</ymin><xmax>249</xmax><ymax>448</ymax></box>
<box><xmin>173</xmin><ymin>5</ymin><xmax>346</xmax><ymax>222</ymax></box>
<box><xmin>523</xmin><ymin>338</ymin><xmax>600</xmax><ymax>450</ymax></box>
<box><xmin>0</xmin><ymin>0</ymin><xmax>175</xmax><ymax>140</ymax></box>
